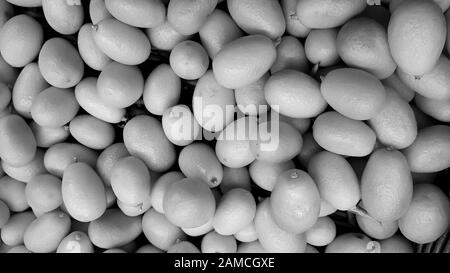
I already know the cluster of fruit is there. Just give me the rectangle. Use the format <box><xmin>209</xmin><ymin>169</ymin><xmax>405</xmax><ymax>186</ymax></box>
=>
<box><xmin>0</xmin><ymin>0</ymin><xmax>449</xmax><ymax>254</ymax></box>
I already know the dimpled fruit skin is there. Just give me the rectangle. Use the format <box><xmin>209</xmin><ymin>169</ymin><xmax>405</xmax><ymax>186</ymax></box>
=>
<box><xmin>212</xmin><ymin>35</ymin><xmax>277</xmax><ymax>89</ymax></box>
<box><xmin>123</xmin><ymin>115</ymin><xmax>176</xmax><ymax>173</ymax></box>
<box><xmin>388</xmin><ymin>0</ymin><xmax>446</xmax><ymax>76</ymax></box>
<box><xmin>361</xmin><ymin>149</ymin><xmax>413</xmax><ymax>222</ymax></box>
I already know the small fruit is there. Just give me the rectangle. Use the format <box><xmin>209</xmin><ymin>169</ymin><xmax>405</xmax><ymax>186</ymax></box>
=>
<box><xmin>270</xmin><ymin>169</ymin><xmax>321</xmax><ymax>234</ymax></box>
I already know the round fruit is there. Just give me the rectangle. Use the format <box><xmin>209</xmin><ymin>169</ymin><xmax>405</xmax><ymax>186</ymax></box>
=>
<box><xmin>399</xmin><ymin>184</ymin><xmax>450</xmax><ymax>244</ymax></box>
<box><xmin>163</xmin><ymin>178</ymin><xmax>216</xmax><ymax>229</ymax></box>
<box><xmin>337</xmin><ymin>17</ymin><xmax>396</xmax><ymax>79</ymax></box>
<box><xmin>42</xmin><ymin>0</ymin><xmax>84</xmax><ymax>35</ymax></box>
<box><xmin>228</xmin><ymin>0</ymin><xmax>285</xmax><ymax>40</ymax></box>
<box><xmin>178</xmin><ymin>143</ymin><xmax>223</xmax><ymax>187</ymax></box>
<box><xmin>403</xmin><ymin>125</ymin><xmax>450</xmax><ymax>173</ymax></box>
<box><xmin>23</xmin><ymin>210</ymin><xmax>71</xmax><ymax>253</ymax></box>
<box><xmin>104</xmin><ymin>0</ymin><xmax>165</xmax><ymax>28</ymax></box>
<box><xmin>308</xmin><ymin>151</ymin><xmax>360</xmax><ymax>211</ymax></box>
<box><xmin>296</xmin><ymin>0</ymin><xmax>367</xmax><ymax>29</ymax></box>
<box><xmin>361</xmin><ymin>148</ymin><xmax>413</xmax><ymax>222</ymax></box>
<box><xmin>92</xmin><ymin>18</ymin><xmax>151</xmax><ymax>65</ymax></box>
<box><xmin>123</xmin><ymin>115</ymin><xmax>176</xmax><ymax>172</ymax></box>
<box><xmin>110</xmin><ymin>156</ymin><xmax>152</xmax><ymax>207</ymax></box>
<box><xmin>320</xmin><ymin>68</ymin><xmax>387</xmax><ymax>120</ymax></box>
<box><xmin>255</xmin><ymin>199</ymin><xmax>307</xmax><ymax>253</ymax></box>
<box><xmin>388</xmin><ymin>0</ymin><xmax>446</xmax><ymax>76</ymax></box>
<box><xmin>0</xmin><ymin>114</ymin><xmax>37</xmax><ymax>167</ymax></box>
<box><xmin>270</xmin><ymin>169</ymin><xmax>321</xmax><ymax>234</ymax></box>
<box><xmin>30</xmin><ymin>87</ymin><xmax>79</xmax><ymax>128</ymax></box>
<box><xmin>169</xmin><ymin>40</ymin><xmax>209</xmax><ymax>80</ymax></box>
<box><xmin>212</xmin><ymin>188</ymin><xmax>256</xmax><ymax>236</ymax></box>
<box><xmin>213</xmin><ymin>35</ymin><xmax>277</xmax><ymax>89</ymax></box>
<box><xmin>313</xmin><ymin>111</ymin><xmax>376</xmax><ymax>157</ymax></box>
<box><xmin>265</xmin><ymin>69</ymin><xmax>326</xmax><ymax>119</ymax></box>
<box><xmin>142</xmin><ymin>208</ymin><xmax>186</xmax><ymax>251</ymax></box>
<box><xmin>62</xmin><ymin>162</ymin><xmax>107</xmax><ymax>222</ymax></box>
<box><xmin>143</xmin><ymin>64</ymin><xmax>181</xmax><ymax>116</ymax></box>
<box><xmin>0</xmin><ymin>15</ymin><xmax>43</xmax><ymax>67</ymax></box>
<box><xmin>38</xmin><ymin>38</ymin><xmax>84</xmax><ymax>88</ymax></box>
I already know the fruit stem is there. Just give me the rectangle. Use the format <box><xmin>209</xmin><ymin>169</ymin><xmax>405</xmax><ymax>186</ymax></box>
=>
<box><xmin>348</xmin><ymin>205</ymin><xmax>379</xmax><ymax>222</ymax></box>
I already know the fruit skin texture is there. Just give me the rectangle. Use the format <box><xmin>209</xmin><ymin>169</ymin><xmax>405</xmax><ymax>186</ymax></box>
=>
<box><xmin>88</xmin><ymin>209</ymin><xmax>142</xmax><ymax>249</ymax></box>
<box><xmin>169</xmin><ymin>40</ymin><xmax>209</xmax><ymax>80</ymax></box>
<box><xmin>167</xmin><ymin>0</ymin><xmax>218</xmax><ymax>35</ymax></box>
<box><xmin>396</xmin><ymin>55</ymin><xmax>450</xmax><ymax>100</ymax></box>
<box><xmin>0</xmin><ymin>14</ymin><xmax>43</xmax><ymax>68</ymax></box>
<box><xmin>145</xmin><ymin>20</ymin><xmax>190</xmax><ymax>51</ymax></box>
<box><xmin>296</xmin><ymin>0</ymin><xmax>367</xmax><ymax>29</ymax></box>
<box><xmin>249</xmin><ymin>160</ymin><xmax>295</xmax><ymax>192</ymax></box>
<box><xmin>43</xmin><ymin>143</ymin><xmax>98</xmax><ymax>178</ymax></box>
<box><xmin>38</xmin><ymin>38</ymin><xmax>84</xmax><ymax>88</ymax></box>
<box><xmin>379</xmin><ymin>235</ymin><xmax>413</xmax><ymax>253</ymax></box>
<box><xmin>42</xmin><ymin>0</ymin><xmax>84</xmax><ymax>35</ymax></box>
<box><xmin>92</xmin><ymin>18</ymin><xmax>151</xmax><ymax>66</ymax></box>
<box><xmin>30</xmin><ymin>87</ymin><xmax>80</xmax><ymax>128</ymax></box>
<box><xmin>178</xmin><ymin>143</ymin><xmax>223</xmax><ymax>188</ymax></box>
<box><xmin>399</xmin><ymin>184</ymin><xmax>450</xmax><ymax>244</ymax></box>
<box><xmin>305</xmin><ymin>28</ymin><xmax>339</xmax><ymax>67</ymax></box>
<box><xmin>270</xmin><ymin>169</ymin><xmax>321</xmax><ymax>234</ymax></box>
<box><xmin>227</xmin><ymin>0</ymin><xmax>286</xmax><ymax>40</ymax></box>
<box><xmin>25</xmin><ymin>174</ymin><xmax>62</xmax><ymax>213</ymax></box>
<box><xmin>337</xmin><ymin>17</ymin><xmax>396</xmax><ymax>79</ymax></box>
<box><xmin>252</xmin><ymin>121</ymin><xmax>303</xmax><ymax>163</ymax></box>
<box><xmin>143</xmin><ymin>64</ymin><xmax>181</xmax><ymax>116</ymax></box>
<box><xmin>1</xmin><ymin>148</ymin><xmax>45</xmax><ymax>183</ymax></box>
<box><xmin>97</xmin><ymin>61</ymin><xmax>144</xmax><ymax>108</ymax></box>
<box><xmin>62</xmin><ymin>162</ymin><xmax>107</xmax><ymax>222</ymax></box>
<box><xmin>0</xmin><ymin>211</ymin><xmax>36</xmax><ymax>247</ymax></box>
<box><xmin>414</xmin><ymin>94</ymin><xmax>450</xmax><ymax>123</ymax></box>
<box><xmin>89</xmin><ymin>0</ymin><xmax>112</xmax><ymax>25</ymax></box>
<box><xmin>403</xmin><ymin>125</ymin><xmax>450</xmax><ymax>173</ymax></box>
<box><xmin>388</xmin><ymin>0</ymin><xmax>447</xmax><ymax>76</ymax></box>
<box><xmin>255</xmin><ymin>198</ymin><xmax>307</xmax><ymax>253</ymax></box>
<box><xmin>308</xmin><ymin>151</ymin><xmax>360</xmax><ymax>211</ymax></box>
<box><xmin>69</xmin><ymin>115</ymin><xmax>115</xmax><ymax>150</ymax></box>
<box><xmin>264</xmin><ymin>70</ymin><xmax>327</xmax><ymax>119</ymax></box>
<box><xmin>281</xmin><ymin>0</ymin><xmax>311</xmax><ymax>38</ymax></box>
<box><xmin>142</xmin><ymin>208</ymin><xmax>186</xmax><ymax>251</ymax></box>
<box><xmin>361</xmin><ymin>149</ymin><xmax>413</xmax><ymax>222</ymax></box>
<box><xmin>199</xmin><ymin>9</ymin><xmax>243</xmax><ymax>58</ymax></box>
<box><xmin>0</xmin><ymin>176</ymin><xmax>29</xmax><ymax>212</ymax></box>
<box><xmin>75</xmin><ymin>77</ymin><xmax>125</xmax><ymax>124</ymax></box>
<box><xmin>77</xmin><ymin>23</ymin><xmax>112</xmax><ymax>71</ymax></box>
<box><xmin>12</xmin><ymin>63</ymin><xmax>49</xmax><ymax>119</ymax></box>
<box><xmin>23</xmin><ymin>210</ymin><xmax>71</xmax><ymax>253</ymax></box>
<box><xmin>212</xmin><ymin>188</ymin><xmax>256</xmax><ymax>236</ymax></box>
<box><xmin>163</xmin><ymin>178</ymin><xmax>216</xmax><ymax>229</ymax></box>
<box><xmin>305</xmin><ymin>216</ymin><xmax>337</xmax><ymax>247</ymax></box>
<box><xmin>213</xmin><ymin>35</ymin><xmax>277</xmax><ymax>89</ymax></box>
<box><xmin>192</xmin><ymin>70</ymin><xmax>235</xmax><ymax>133</ymax></box>
<box><xmin>104</xmin><ymin>0</ymin><xmax>165</xmax><ymax>28</ymax></box>
<box><xmin>312</xmin><ymin>111</ymin><xmax>376</xmax><ymax>157</ymax></box>
<box><xmin>123</xmin><ymin>115</ymin><xmax>176</xmax><ymax>172</ymax></box>
<box><xmin>110</xmin><ymin>156</ymin><xmax>152</xmax><ymax>207</ymax></box>
<box><xmin>325</xmin><ymin>233</ymin><xmax>380</xmax><ymax>253</ymax></box>
<box><xmin>0</xmin><ymin>114</ymin><xmax>37</xmax><ymax>167</ymax></box>
<box><xmin>320</xmin><ymin>68</ymin><xmax>387</xmax><ymax>121</ymax></box>
<box><xmin>356</xmin><ymin>215</ymin><xmax>398</xmax><ymax>240</ymax></box>
<box><xmin>368</xmin><ymin>87</ymin><xmax>418</xmax><ymax>150</ymax></box>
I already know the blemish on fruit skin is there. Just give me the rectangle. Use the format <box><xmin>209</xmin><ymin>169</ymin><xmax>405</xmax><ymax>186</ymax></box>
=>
<box><xmin>290</xmin><ymin>171</ymin><xmax>299</xmax><ymax>179</ymax></box>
